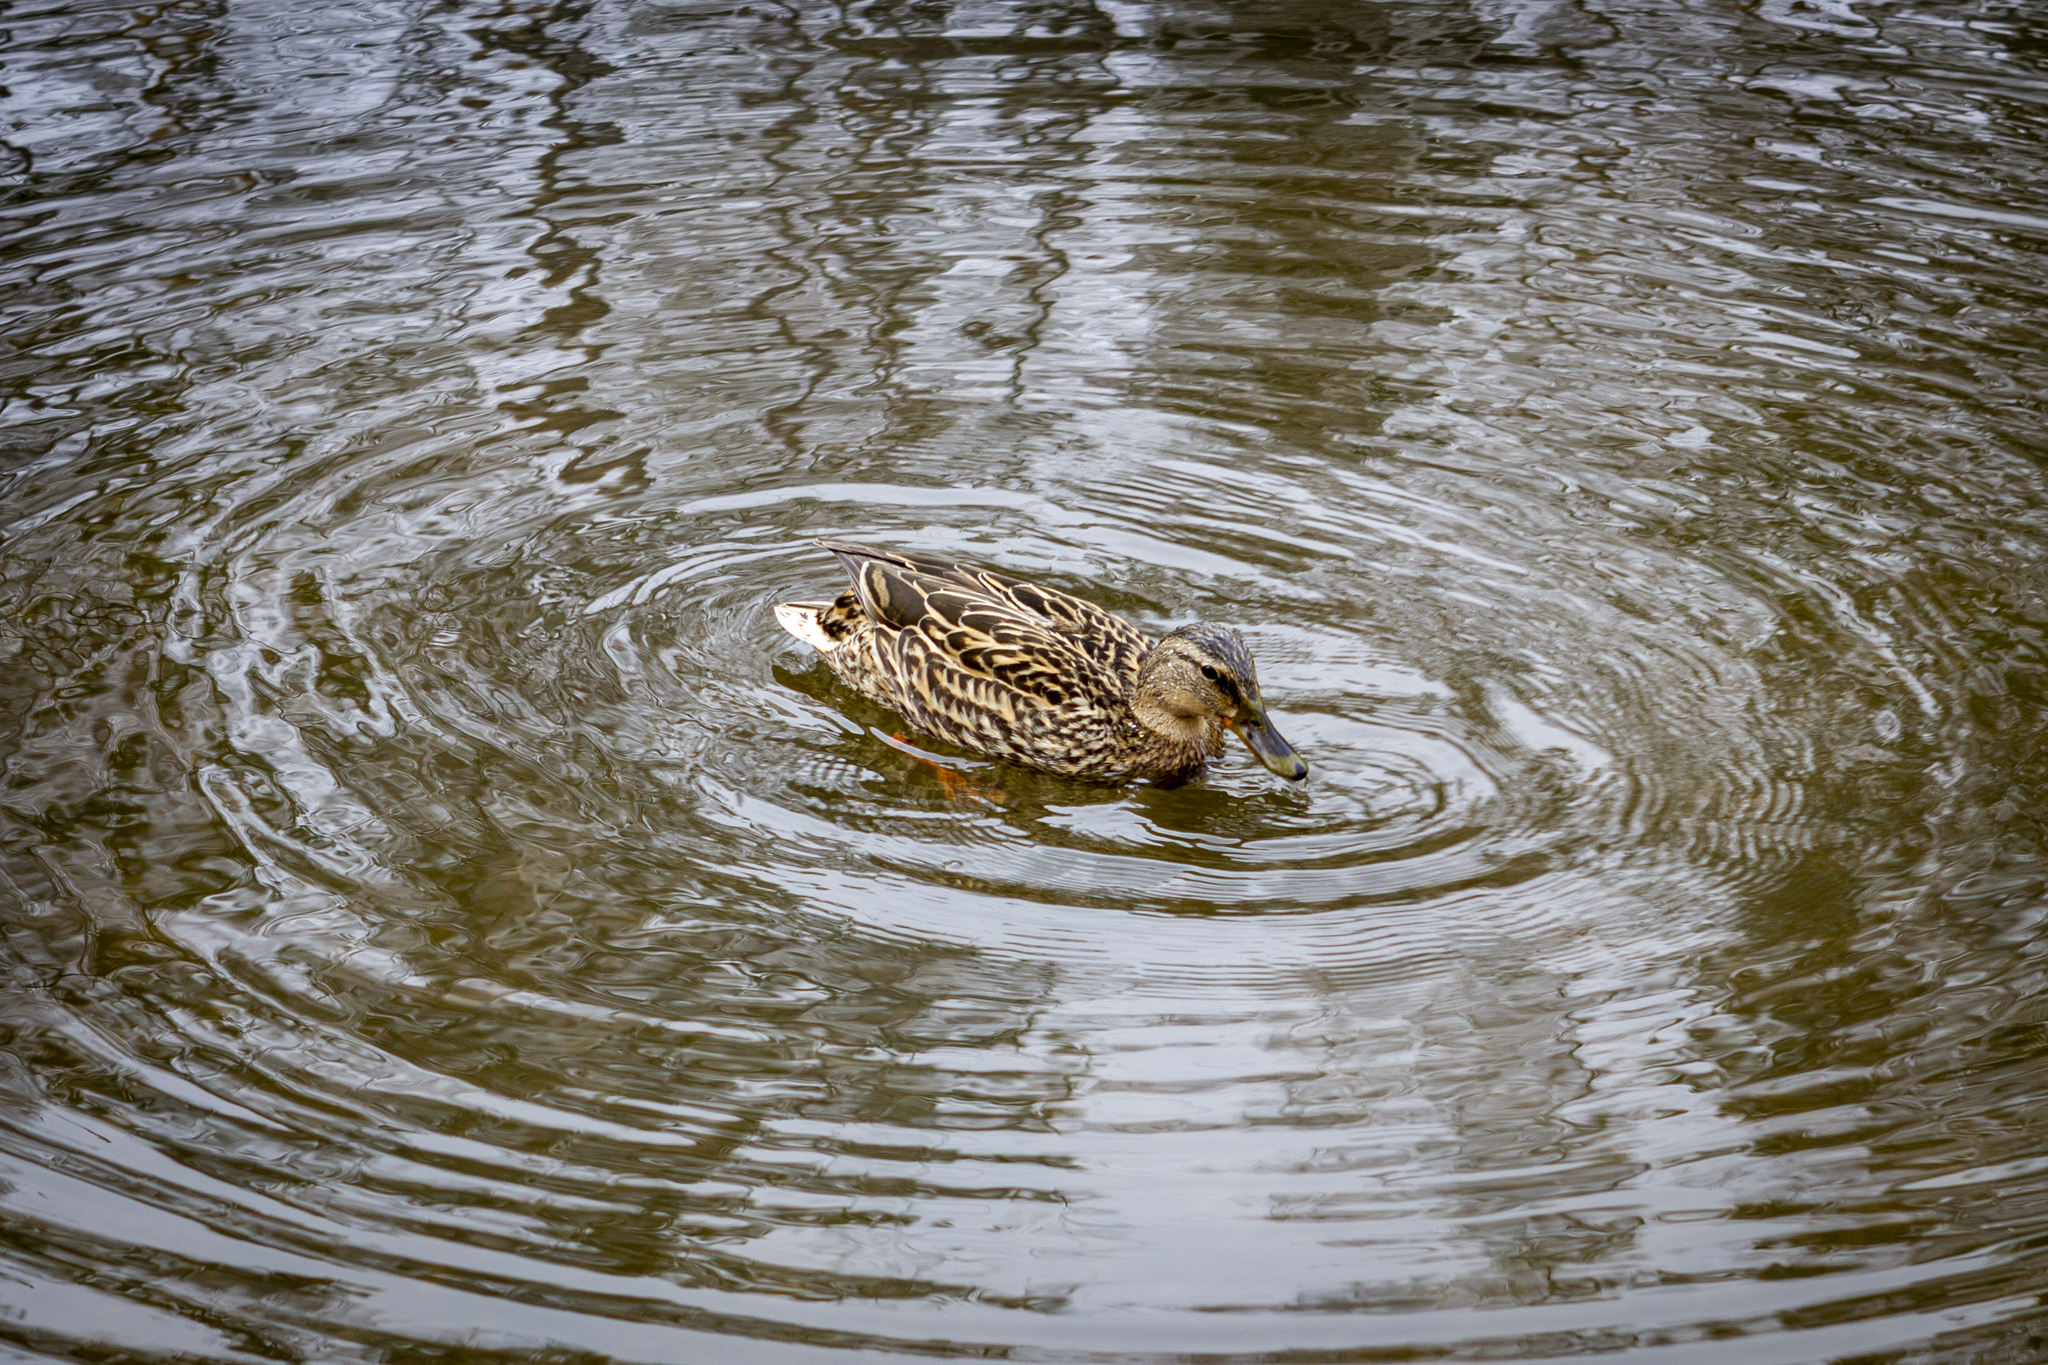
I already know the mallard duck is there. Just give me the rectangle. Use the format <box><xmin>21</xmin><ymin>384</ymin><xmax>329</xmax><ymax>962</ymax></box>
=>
<box><xmin>774</xmin><ymin>540</ymin><xmax>1308</xmax><ymax>784</ymax></box>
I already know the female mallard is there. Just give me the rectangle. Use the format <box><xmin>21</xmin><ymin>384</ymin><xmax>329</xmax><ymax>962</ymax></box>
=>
<box><xmin>774</xmin><ymin>540</ymin><xmax>1308</xmax><ymax>784</ymax></box>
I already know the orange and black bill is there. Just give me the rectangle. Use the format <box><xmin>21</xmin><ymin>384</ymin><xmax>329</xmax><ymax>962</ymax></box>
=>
<box><xmin>1234</xmin><ymin>705</ymin><xmax>1308</xmax><ymax>781</ymax></box>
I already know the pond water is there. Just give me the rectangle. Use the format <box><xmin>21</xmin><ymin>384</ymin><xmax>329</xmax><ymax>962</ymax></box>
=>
<box><xmin>5</xmin><ymin>1</ymin><xmax>2048</xmax><ymax>1361</ymax></box>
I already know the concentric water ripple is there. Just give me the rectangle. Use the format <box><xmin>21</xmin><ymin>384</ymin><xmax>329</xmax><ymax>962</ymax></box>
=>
<box><xmin>6</xmin><ymin>1</ymin><xmax>2048</xmax><ymax>1361</ymax></box>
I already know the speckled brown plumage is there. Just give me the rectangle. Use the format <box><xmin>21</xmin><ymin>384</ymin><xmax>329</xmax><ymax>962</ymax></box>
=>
<box><xmin>774</xmin><ymin>540</ymin><xmax>1309</xmax><ymax>784</ymax></box>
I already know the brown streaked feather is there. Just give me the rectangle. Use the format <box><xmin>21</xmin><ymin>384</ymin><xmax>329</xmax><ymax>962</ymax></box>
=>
<box><xmin>817</xmin><ymin>540</ymin><xmax>1148</xmax><ymax>711</ymax></box>
<box><xmin>819</xmin><ymin>591</ymin><xmax>865</xmax><ymax>642</ymax></box>
<box><xmin>820</xmin><ymin>540</ymin><xmax>1138</xmax><ymax>648</ymax></box>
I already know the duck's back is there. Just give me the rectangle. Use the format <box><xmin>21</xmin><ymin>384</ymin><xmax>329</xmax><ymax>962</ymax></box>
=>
<box><xmin>811</xmin><ymin>542</ymin><xmax>1165</xmax><ymax>777</ymax></box>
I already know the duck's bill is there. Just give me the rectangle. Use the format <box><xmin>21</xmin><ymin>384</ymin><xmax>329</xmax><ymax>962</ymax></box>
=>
<box><xmin>1234</xmin><ymin>710</ymin><xmax>1309</xmax><ymax>781</ymax></box>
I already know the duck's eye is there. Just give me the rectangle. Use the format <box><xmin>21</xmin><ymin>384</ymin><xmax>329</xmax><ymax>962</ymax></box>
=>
<box><xmin>1199</xmin><ymin>664</ymin><xmax>1220</xmax><ymax>683</ymax></box>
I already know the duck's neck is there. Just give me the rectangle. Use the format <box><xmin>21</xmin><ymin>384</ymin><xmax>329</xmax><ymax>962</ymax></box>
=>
<box><xmin>1130</xmin><ymin>687</ymin><xmax>1226</xmax><ymax>760</ymax></box>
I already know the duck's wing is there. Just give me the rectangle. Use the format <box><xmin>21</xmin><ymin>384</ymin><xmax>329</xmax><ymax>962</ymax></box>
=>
<box><xmin>959</xmin><ymin>564</ymin><xmax>1150</xmax><ymax>694</ymax></box>
<box><xmin>817</xmin><ymin>540</ymin><xmax>1148</xmax><ymax>712</ymax></box>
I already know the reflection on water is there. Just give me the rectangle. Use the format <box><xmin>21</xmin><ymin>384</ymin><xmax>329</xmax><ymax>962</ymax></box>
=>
<box><xmin>5</xmin><ymin>0</ymin><xmax>2048</xmax><ymax>1360</ymax></box>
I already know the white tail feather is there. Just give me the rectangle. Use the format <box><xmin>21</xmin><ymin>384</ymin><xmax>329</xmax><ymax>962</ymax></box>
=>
<box><xmin>774</xmin><ymin>601</ymin><xmax>841</xmax><ymax>652</ymax></box>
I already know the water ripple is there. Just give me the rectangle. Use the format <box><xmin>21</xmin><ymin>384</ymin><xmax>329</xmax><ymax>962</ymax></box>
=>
<box><xmin>6</xmin><ymin>0</ymin><xmax>2048</xmax><ymax>1361</ymax></box>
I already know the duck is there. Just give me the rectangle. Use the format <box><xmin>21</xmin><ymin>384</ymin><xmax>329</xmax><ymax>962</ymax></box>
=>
<box><xmin>774</xmin><ymin>539</ymin><xmax>1308</xmax><ymax>784</ymax></box>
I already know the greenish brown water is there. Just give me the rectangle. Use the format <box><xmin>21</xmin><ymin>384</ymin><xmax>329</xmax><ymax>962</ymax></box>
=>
<box><xmin>5</xmin><ymin>1</ymin><xmax>2048</xmax><ymax>1361</ymax></box>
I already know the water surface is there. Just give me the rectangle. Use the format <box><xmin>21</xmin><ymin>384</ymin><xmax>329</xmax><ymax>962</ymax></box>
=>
<box><xmin>5</xmin><ymin>1</ymin><xmax>2048</xmax><ymax>1361</ymax></box>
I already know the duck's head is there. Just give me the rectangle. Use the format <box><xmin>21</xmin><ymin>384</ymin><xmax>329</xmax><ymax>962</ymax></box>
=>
<box><xmin>1133</xmin><ymin>624</ymin><xmax>1309</xmax><ymax>781</ymax></box>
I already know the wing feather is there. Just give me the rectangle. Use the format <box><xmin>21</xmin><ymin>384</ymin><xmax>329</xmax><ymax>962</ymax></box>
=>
<box><xmin>818</xmin><ymin>540</ymin><xmax>1148</xmax><ymax>715</ymax></box>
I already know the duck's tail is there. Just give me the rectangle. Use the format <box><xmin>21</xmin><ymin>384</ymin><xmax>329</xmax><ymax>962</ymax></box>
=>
<box><xmin>773</xmin><ymin>600</ymin><xmax>842</xmax><ymax>652</ymax></box>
